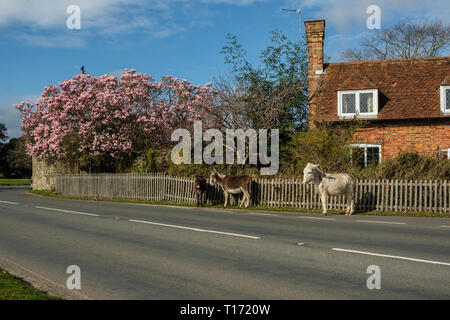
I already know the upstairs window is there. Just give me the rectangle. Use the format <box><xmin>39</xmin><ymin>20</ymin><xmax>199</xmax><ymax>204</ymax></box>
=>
<box><xmin>441</xmin><ymin>86</ymin><xmax>450</xmax><ymax>114</ymax></box>
<box><xmin>338</xmin><ymin>89</ymin><xmax>378</xmax><ymax>118</ymax></box>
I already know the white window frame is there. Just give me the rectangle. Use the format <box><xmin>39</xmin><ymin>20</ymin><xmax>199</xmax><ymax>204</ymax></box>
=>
<box><xmin>338</xmin><ymin>89</ymin><xmax>378</xmax><ymax>118</ymax></box>
<box><xmin>350</xmin><ymin>144</ymin><xmax>382</xmax><ymax>167</ymax></box>
<box><xmin>440</xmin><ymin>86</ymin><xmax>450</xmax><ymax>114</ymax></box>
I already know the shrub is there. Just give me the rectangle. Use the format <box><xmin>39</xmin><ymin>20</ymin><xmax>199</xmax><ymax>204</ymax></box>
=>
<box><xmin>351</xmin><ymin>152</ymin><xmax>450</xmax><ymax>180</ymax></box>
<box><xmin>282</xmin><ymin>120</ymin><xmax>364</xmax><ymax>174</ymax></box>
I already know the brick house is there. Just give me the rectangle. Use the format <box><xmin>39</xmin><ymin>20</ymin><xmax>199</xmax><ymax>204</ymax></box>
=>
<box><xmin>304</xmin><ymin>19</ymin><xmax>450</xmax><ymax>167</ymax></box>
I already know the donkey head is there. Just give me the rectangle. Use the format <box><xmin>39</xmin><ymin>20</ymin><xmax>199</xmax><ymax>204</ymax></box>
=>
<box><xmin>194</xmin><ymin>175</ymin><xmax>206</xmax><ymax>190</ymax></box>
<box><xmin>303</xmin><ymin>163</ymin><xmax>322</xmax><ymax>184</ymax></box>
<box><xmin>209</xmin><ymin>169</ymin><xmax>225</xmax><ymax>185</ymax></box>
<box><xmin>209</xmin><ymin>169</ymin><xmax>218</xmax><ymax>185</ymax></box>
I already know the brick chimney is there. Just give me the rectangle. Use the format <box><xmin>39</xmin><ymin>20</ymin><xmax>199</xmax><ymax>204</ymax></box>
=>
<box><xmin>305</xmin><ymin>19</ymin><xmax>325</xmax><ymax>122</ymax></box>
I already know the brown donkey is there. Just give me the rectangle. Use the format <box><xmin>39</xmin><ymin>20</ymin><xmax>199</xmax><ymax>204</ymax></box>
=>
<box><xmin>193</xmin><ymin>175</ymin><xmax>208</xmax><ymax>207</ymax></box>
<box><xmin>209</xmin><ymin>170</ymin><xmax>252</xmax><ymax>208</ymax></box>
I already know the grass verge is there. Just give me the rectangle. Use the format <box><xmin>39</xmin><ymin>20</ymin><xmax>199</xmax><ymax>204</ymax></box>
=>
<box><xmin>0</xmin><ymin>267</ymin><xmax>61</xmax><ymax>300</ymax></box>
<box><xmin>28</xmin><ymin>190</ymin><xmax>449</xmax><ymax>218</ymax></box>
<box><xmin>0</xmin><ymin>179</ymin><xmax>31</xmax><ymax>186</ymax></box>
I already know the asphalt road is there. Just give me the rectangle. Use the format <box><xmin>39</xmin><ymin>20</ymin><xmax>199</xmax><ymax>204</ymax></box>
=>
<box><xmin>0</xmin><ymin>186</ymin><xmax>449</xmax><ymax>299</ymax></box>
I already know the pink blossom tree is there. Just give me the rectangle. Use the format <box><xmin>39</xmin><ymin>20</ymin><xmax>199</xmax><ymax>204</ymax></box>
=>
<box><xmin>16</xmin><ymin>69</ymin><xmax>214</xmax><ymax>170</ymax></box>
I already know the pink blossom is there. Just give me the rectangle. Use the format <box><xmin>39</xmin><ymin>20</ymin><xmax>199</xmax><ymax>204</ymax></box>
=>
<box><xmin>16</xmin><ymin>69</ymin><xmax>216</xmax><ymax>161</ymax></box>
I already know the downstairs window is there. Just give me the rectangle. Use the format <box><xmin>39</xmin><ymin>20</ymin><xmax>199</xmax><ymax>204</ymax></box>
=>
<box><xmin>350</xmin><ymin>144</ymin><xmax>381</xmax><ymax>168</ymax></box>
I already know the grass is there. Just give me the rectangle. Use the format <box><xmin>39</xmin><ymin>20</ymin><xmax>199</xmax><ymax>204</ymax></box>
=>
<box><xmin>0</xmin><ymin>267</ymin><xmax>61</xmax><ymax>300</ymax></box>
<box><xmin>29</xmin><ymin>190</ymin><xmax>450</xmax><ymax>218</ymax></box>
<box><xmin>0</xmin><ymin>179</ymin><xmax>31</xmax><ymax>186</ymax></box>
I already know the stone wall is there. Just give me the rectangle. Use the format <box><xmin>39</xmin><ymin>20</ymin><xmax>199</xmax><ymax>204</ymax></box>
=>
<box><xmin>32</xmin><ymin>157</ymin><xmax>74</xmax><ymax>190</ymax></box>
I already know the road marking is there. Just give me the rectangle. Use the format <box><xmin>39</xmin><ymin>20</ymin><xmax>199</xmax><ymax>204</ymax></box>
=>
<box><xmin>297</xmin><ymin>243</ymin><xmax>305</xmax><ymax>246</ymax></box>
<box><xmin>35</xmin><ymin>206</ymin><xmax>100</xmax><ymax>217</ymax></box>
<box><xmin>129</xmin><ymin>219</ymin><xmax>260</xmax><ymax>240</ymax></box>
<box><xmin>0</xmin><ymin>200</ymin><xmax>18</xmax><ymax>205</ymax></box>
<box><xmin>131</xmin><ymin>203</ymin><xmax>195</xmax><ymax>210</ymax></box>
<box><xmin>297</xmin><ymin>216</ymin><xmax>335</xmax><ymax>221</ymax></box>
<box><xmin>356</xmin><ymin>220</ymin><xmax>406</xmax><ymax>225</ymax></box>
<box><xmin>246</xmin><ymin>212</ymin><xmax>278</xmax><ymax>217</ymax></box>
<box><xmin>440</xmin><ymin>225</ymin><xmax>450</xmax><ymax>228</ymax></box>
<box><xmin>332</xmin><ymin>248</ymin><xmax>450</xmax><ymax>267</ymax></box>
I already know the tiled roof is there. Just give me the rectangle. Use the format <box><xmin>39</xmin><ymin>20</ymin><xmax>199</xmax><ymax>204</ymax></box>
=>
<box><xmin>311</xmin><ymin>56</ymin><xmax>450</xmax><ymax>121</ymax></box>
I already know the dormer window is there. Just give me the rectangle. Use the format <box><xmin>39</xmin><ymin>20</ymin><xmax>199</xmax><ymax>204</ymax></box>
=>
<box><xmin>441</xmin><ymin>86</ymin><xmax>450</xmax><ymax>114</ymax></box>
<box><xmin>338</xmin><ymin>89</ymin><xmax>378</xmax><ymax>118</ymax></box>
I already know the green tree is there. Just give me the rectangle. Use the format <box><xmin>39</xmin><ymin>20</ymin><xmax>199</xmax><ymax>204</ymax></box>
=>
<box><xmin>220</xmin><ymin>30</ymin><xmax>309</xmax><ymax>144</ymax></box>
<box><xmin>0</xmin><ymin>136</ymin><xmax>32</xmax><ymax>178</ymax></box>
<box><xmin>283</xmin><ymin>121</ymin><xmax>365</xmax><ymax>174</ymax></box>
<box><xmin>0</xmin><ymin>123</ymin><xmax>7</xmax><ymax>143</ymax></box>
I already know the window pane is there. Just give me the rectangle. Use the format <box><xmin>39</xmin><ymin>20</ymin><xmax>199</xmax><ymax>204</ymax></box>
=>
<box><xmin>360</xmin><ymin>92</ymin><xmax>374</xmax><ymax>113</ymax></box>
<box><xmin>352</xmin><ymin>147</ymin><xmax>365</xmax><ymax>168</ymax></box>
<box><xmin>366</xmin><ymin>147</ymin><xmax>380</xmax><ymax>166</ymax></box>
<box><xmin>446</xmin><ymin>89</ymin><xmax>450</xmax><ymax>110</ymax></box>
<box><xmin>342</xmin><ymin>94</ymin><xmax>356</xmax><ymax>114</ymax></box>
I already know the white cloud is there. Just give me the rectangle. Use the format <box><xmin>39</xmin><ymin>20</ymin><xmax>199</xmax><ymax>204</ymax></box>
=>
<box><xmin>0</xmin><ymin>0</ymin><xmax>184</xmax><ymax>46</ymax></box>
<box><xmin>287</xmin><ymin>0</ymin><xmax>450</xmax><ymax>31</ymax></box>
<box><xmin>199</xmin><ymin>0</ymin><xmax>268</xmax><ymax>4</ymax></box>
<box><xmin>0</xmin><ymin>0</ymin><xmax>268</xmax><ymax>47</ymax></box>
<box><xmin>0</xmin><ymin>0</ymin><xmax>146</xmax><ymax>29</ymax></box>
<box><xmin>280</xmin><ymin>0</ymin><xmax>450</xmax><ymax>61</ymax></box>
<box><xmin>11</xmin><ymin>32</ymin><xmax>87</xmax><ymax>48</ymax></box>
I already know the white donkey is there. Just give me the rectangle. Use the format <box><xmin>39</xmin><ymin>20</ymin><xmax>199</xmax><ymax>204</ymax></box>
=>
<box><xmin>303</xmin><ymin>163</ymin><xmax>356</xmax><ymax>215</ymax></box>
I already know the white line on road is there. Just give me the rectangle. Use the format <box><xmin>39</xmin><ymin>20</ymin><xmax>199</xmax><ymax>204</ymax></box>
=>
<box><xmin>129</xmin><ymin>219</ymin><xmax>260</xmax><ymax>240</ymax></box>
<box><xmin>297</xmin><ymin>216</ymin><xmax>335</xmax><ymax>221</ymax></box>
<box><xmin>332</xmin><ymin>248</ymin><xmax>450</xmax><ymax>267</ymax></box>
<box><xmin>0</xmin><ymin>200</ymin><xmax>18</xmax><ymax>205</ymax></box>
<box><xmin>35</xmin><ymin>206</ymin><xmax>100</xmax><ymax>217</ymax></box>
<box><xmin>356</xmin><ymin>220</ymin><xmax>406</xmax><ymax>225</ymax></box>
<box><xmin>245</xmin><ymin>212</ymin><xmax>278</xmax><ymax>217</ymax></box>
<box><xmin>440</xmin><ymin>225</ymin><xmax>450</xmax><ymax>228</ymax></box>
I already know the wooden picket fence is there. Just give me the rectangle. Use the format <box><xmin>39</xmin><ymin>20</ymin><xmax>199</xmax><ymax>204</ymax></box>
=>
<box><xmin>55</xmin><ymin>173</ymin><xmax>450</xmax><ymax>213</ymax></box>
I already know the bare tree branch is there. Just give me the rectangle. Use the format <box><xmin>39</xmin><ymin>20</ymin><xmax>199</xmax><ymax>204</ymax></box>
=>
<box><xmin>341</xmin><ymin>20</ymin><xmax>450</xmax><ymax>62</ymax></box>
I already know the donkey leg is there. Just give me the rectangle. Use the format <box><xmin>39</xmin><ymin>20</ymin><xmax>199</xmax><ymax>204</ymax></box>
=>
<box><xmin>239</xmin><ymin>193</ymin><xmax>244</xmax><ymax>207</ymax></box>
<box><xmin>320</xmin><ymin>193</ymin><xmax>328</xmax><ymax>215</ymax></box>
<box><xmin>245</xmin><ymin>191</ymin><xmax>250</xmax><ymax>208</ymax></box>
<box><xmin>224</xmin><ymin>191</ymin><xmax>229</xmax><ymax>207</ymax></box>
<box><xmin>347</xmin><ymin>191</ymin><xmax>355</xmax><ymax>215</ymax></box>
<box><xmin>199</xmin><ymin>191</ymin><xmax>204</xmax><ymax>206</ymax></box>
<box><xmin>345</xmin><ymin>196</ymin><xmax>351</xmax><ymax>215</ymax></box>
<box><xmin>246</xmin><ymin>185</ymin><xmax>252</xmax><ymax>208</ymax></box>
<box><xmin>243</xmin><ymin>190</ymin><xmax>250</xmax><ymax>208</ymax></box>
<box><xmin>350</xmin><ymin>197</ymin><xmax>355</xmax><ymax>215</ymax></box>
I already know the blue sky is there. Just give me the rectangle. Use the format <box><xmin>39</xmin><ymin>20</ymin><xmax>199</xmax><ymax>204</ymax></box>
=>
<box><xmin>1</xmin><ymin>0</ymin><xmax>449</xmax><ymax>139</ymax></box>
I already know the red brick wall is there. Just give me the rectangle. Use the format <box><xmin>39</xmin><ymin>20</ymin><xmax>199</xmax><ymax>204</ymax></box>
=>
<box><xmin>353</xmin><ymin>120</ymin><xmax>450</xmax><ymax>159</ymax></box>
